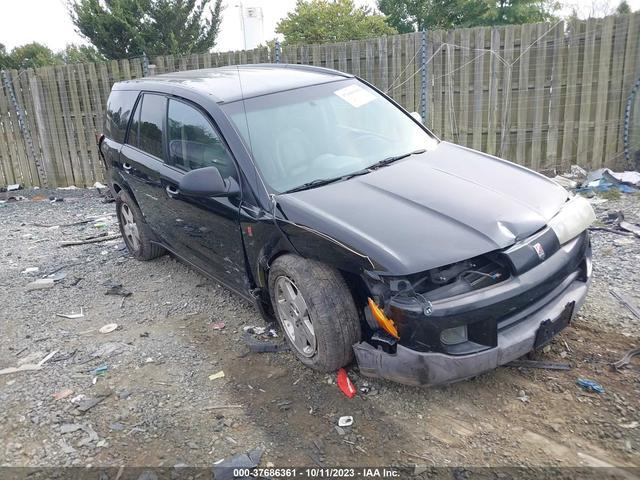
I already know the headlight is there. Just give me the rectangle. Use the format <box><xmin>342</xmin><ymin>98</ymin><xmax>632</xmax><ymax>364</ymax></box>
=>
<box><xmin>547</xmin><ymin>196</ymin><xmax>595</xmax><ymax>245</ymax></box>
<box><xmin>440</xmin><ymin>325</ymin><xmax>468</xmax><ymax>345</ymax></box>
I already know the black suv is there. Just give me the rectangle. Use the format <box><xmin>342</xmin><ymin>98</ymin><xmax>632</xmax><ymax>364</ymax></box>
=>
<box><xmin>101</xmin><ymin>65</ymin><xmax>594</xmax><ymax>386</ymax></box>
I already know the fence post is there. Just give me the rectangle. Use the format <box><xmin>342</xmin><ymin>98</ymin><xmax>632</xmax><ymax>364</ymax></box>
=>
<box><xmin>624</xmin><ymin>75</ymin><xmax>640</xmax><ymax>168</ymax></box>
<box><xmin>142</xmin><ymin>52</ymin><xmax>149</xmax><ymax>77</ymax></box>
<box><xmin>1</xmin><ymin>70</ymin><xmax>48</xmax><ymax>187</ymax></box>
<box><xmin>275</xmin><ymin>40</ymin><xmax>281</xmax><ymax>64</ymax></box>
<box><xmin>420</xmin><ymin>30</ymin><xmax>429</xmax><ymax>124</ymax></box>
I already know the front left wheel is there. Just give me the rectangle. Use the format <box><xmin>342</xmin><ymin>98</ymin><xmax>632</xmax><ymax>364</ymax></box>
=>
<box><xmin>268</xmin><ymin>254</ymin><xmax>362</xmax><ymax>372</ymax></box>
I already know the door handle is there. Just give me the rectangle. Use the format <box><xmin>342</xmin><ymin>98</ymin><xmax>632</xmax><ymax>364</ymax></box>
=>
<box><xmin>122</xmin><ymin>162</ymin><xmax>132</xmax><ymax>171</ymax></box>
<box><xmin>166</xmin><ymin>185</ymin><xmax>179</xmax><ymax>197</ymax></box>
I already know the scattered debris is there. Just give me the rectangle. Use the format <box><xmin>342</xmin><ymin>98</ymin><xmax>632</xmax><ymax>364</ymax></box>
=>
<box><xmin>76</xmin><ymin>424</ymin><xmax>99</xmax><ymax>447</ymax></box>
<box><xmin>60</xmin><ymin>423</ymin><xmax>83</xmax><ymax>434</ymax></box>
<box><xmin>99</xmin><ymin>323</ymin><xmax>119</xmax><ymax>334</ymax></box>
<box><xmin>91</xmin><ymin>342</ymin><xmax>127</xmax><ymax>359</ymax></box>
<box><xmin>212</xmin><ymin>447</ymin><xmax>265</xmax><ymax>480</ymax></box>
<box><xmin>507</xmin><ymin>359</ymin><xmax>571</xmax><ymax>370</ymax></box>
<box><xmin>58</xmin><ymin>439</ymin><xmax>76</xmax><ymax>454</ymax></box>
<box><xmin>53</xmin><ymin>388</ymin><xmax>74</xmax><ymax>401</ymax></box>
<box><xmin>0</xmin><ymin>350</ymin><xmax>58</xmax><ymax>376</ymax></box>
<box><xmin>56</xmin><ymin>308</ymin><xmax>84</xmax><ymax>319</ymax></box>
<box><xmin>211</xmin><ymin>322</ymin><xmax>226</xmax><ymax>330</ymax></box>
<box><xmin>242</xmin><ymin>332</ymin><xmax>289</xmax><ymax>353</ymax></box>
<box><xmin>203</xmin><ymin>404</ymin><xmax>244</xmax><ymax>410</ymax></box>
<box><xmin>61</xmin><ymin>234</ymin><xmax>120</xmax><ymax>247</ymax></box>
<box><xmin>92</xmin><ymin>365</ymin><xmax>108</xmax><ymax>376</ymax></box>
<box><xmin>611</xmin><ymin>347</ymin><xmax>640</xmax><ymax>371</ymax></box>
<box><xmin>334</xmin><ymin>426</ymin><xmax>346</xmax><ymax>436</ymax></box>
<box><xmin>338</xmin><ymin>416</ymin><xmax>354</xmax><ymax>427</ymax></box>
<box><xmin>610</xmin><ymin>289</ymin><xmax>640</xmax><ymax>319</ymax></box>
<box><xmin>337</xmin><ymin>368</ymin><xmax>356</xmax><ymax>398</ymax></box>
<box><xmin>209</xmin><ymin>371</ymin><xmax>225</xmax><ymax>380</ymax></box>
<box><xmin>577</xmin><ymin>168</ymin><xmax>640</xmax><ymax>194</ymax></box>
<box><xmin>243</xmin><ymin>325</ymin><xmax>267</xmax><ymax>335</ymax></box>
<box><xmin>21</xmin><ymin>267</ymin><xmax>39</xmax><ymax>274</ymax></box>
<box><xmin>26</xmin><ymin>278</ymin><xmax>55</xmax><ymax>291</ymax></box>
<box><xmin>577</xmin><ymin>378</ymin><xmax>605</xmax><ymax>394</ymax></box>
<box><xmin>104</xmin><ymin>282</ymin><xmax>132</xmax><ymax>297</ymax></box>
<box><xmin>75</xmin><ymin>393</ymin><xmax>111</xmax><ymax>412</ymax></box>
<box><xmin>517</xmin><ymin>390</ymin><xmax>530</xmax><ymax>403</ymax></box>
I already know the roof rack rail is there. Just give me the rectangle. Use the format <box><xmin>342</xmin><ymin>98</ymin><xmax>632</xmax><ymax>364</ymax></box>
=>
<box><xmin>244</xmin><ymin>63</ymin><xmax>353</xmax><ymax>78</ymax></box>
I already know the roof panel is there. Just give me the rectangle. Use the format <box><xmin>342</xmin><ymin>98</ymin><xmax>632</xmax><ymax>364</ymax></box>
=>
<box><xmin>113</xmin><ymin>64</ymin><xmax>350</xmax><ymax>103</ymax></box>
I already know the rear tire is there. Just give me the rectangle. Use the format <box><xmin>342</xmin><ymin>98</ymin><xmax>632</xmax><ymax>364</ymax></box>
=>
<box><xmin>116</xmin><ymin>190</ymin><xmax>165</xmax><ymax>261</ymax></box>
<box><xmin>269</xmin><ymin>254</ymin><xmax>361</xmax><ymax>372</ymax></box>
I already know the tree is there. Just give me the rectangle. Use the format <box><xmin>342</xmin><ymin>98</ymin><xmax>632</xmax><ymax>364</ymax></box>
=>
<box><xmin>616</xmin><ymin>1</ymin><xmax>632</xmax><ymax>14</ymax></box>
<box><xmin>276</xmin><ymin>0</ymin><xmax>397</xmax><ymax>44</ymax></box>
<box><xmin>57</xmin><ymin>44</ymin><xmax>105</xmax><ymax>64</ymax></box>
<box><xmin>68</xmin><ymin>0</ymin><xmax>223</xmax><ymax>59</ymax></box>
<box><xmin>377</xmin><ymin>0</ymin><xmax>558</xmax><ymax>32</ymax></box>
<box><xmin>377</xmin><ymin>0</ymin><xmax>488</xmax><ymax>32</ymax></box>
<box><xmin>0</xmin><ymin>43</ymin><xmax>10</xmax><ymax>69</ymax></box>
<box><xmin>3</xmin><ymin>42</ymin><xmax>62</xmax><ymax>69</ymax></box>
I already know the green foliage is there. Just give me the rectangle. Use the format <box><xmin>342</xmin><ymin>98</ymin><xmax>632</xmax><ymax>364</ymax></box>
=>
<box><xmin>276</xmin><ymin>0</ymin><xmax>397</xmax><ymax>44</ymax></box>
<box><xmin>57</xmin><ymin>44</ymin><xmax>105</xmax><ymax>64</ymax></box>
<box><xmin>616</xmin><ymin>1</ymin><xmax>632</xmax><ymax>14</ymax></box>
<box><xmin>2</xmin><ymin>42</ymin><xmax>63</xmax><ymax>69</ymax></box>
<box><xmin>377</xmin><ymin>0</ymin><xmax>559</xmax><ymax>32</ymax></box>
<box><xmin>0</xmin><ymin>43</ymin><xmax>10</xmax><ymax>69</ymax></box>
<box><xmin>68</xmin><ymin>0</ymin><xmax>223</xmax><ymax>59</ymax></box>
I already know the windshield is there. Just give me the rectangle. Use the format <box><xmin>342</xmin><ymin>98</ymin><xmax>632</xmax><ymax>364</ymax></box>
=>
<box><xmin>222</xmin><ymin>79</ymin><xmax>438</xmax><ymax>193</ymax></box>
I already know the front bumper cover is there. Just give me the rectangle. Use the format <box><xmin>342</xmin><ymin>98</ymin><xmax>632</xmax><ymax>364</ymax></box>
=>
<box><xmin>353</xmin><ymin>236</ymin><xmax>591</xmax><ymax>386</ymax></box>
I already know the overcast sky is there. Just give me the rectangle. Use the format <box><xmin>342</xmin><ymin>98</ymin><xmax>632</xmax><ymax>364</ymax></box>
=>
<box><xmin>1</xmin><ymin>0</ymin><xmax>638</xmax><ymax>53</ymax></box>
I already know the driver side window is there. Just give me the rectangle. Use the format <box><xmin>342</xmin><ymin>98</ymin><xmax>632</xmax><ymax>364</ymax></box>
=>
<box><xmin>167</xmin><ymin>99</ymin><xmax>235</xmax><ymax>178</ymax></box>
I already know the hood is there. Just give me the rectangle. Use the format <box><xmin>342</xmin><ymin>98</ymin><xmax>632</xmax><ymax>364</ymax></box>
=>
<box><xmin>276</xmin><ymin>142</ymin><xmax>569</xmax><ymax>275</ymax></box>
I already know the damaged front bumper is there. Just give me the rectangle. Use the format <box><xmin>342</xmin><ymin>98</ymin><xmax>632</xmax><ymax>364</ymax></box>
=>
<box><xmin>354</xmin><ymin>232</ymin><xmax>591</xmax><ymax>386</ymax></box>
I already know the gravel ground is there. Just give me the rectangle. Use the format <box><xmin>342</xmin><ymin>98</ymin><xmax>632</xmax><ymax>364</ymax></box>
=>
<box><xmin>0</xmin><ymin>187</ymin><xmax>639</xmax><ymax>471</ymax></box>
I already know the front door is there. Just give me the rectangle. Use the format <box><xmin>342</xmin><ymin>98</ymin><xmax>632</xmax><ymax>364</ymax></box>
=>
<box><xmin>161</xmin><ymin>97</ymin><xmax>247</xmax><ymax>292</ymax></box>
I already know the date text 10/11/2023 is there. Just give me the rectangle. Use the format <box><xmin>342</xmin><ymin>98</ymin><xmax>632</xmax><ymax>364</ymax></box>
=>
<box><xmin>231</xmin><ymin>467</ymin><xmax>402</xmax><ymax>478</ymax></box>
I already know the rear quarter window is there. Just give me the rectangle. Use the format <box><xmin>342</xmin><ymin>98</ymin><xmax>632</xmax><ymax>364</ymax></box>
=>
<box><xmin>105</xmin><ymin>90</ymin><xmax>139</xmax><ymax>144</ymax></box>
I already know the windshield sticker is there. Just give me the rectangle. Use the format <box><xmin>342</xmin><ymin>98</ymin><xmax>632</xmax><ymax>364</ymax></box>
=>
<box><xmin>334</xmin><ymin>84</ymin><xmax>376</xmax><ymax>108</ymax></box>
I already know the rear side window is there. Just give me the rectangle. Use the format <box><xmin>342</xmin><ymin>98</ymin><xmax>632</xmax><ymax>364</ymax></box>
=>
<box><xmin>167</xmin><ymin>99</ymin><xmax>235</xmax><ymax>177</ymax></box>
<box><xmin>129</xmin><ymin>93</ymin><xmax>166</xmax><ymax>160</ymax></box>
<box><xmin>105</xmin><ymin>90</ymin><xmax>138</xmax><ymax>143</ymax></box>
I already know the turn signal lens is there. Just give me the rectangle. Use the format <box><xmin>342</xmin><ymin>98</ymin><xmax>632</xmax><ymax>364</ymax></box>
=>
<box><xmin>367</xmin><ymin>297</ymin><xmax>399</xmax><ymax>339</ymax></box>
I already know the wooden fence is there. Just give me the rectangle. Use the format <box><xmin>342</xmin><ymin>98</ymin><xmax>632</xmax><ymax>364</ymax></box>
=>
<box><xmin>1</xmin><ymin>12</ymin><xmax>639</xmax><ymax>188</ymax></box>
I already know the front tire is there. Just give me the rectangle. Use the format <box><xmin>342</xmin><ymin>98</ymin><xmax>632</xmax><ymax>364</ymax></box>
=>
<box><xmin>269</xmin><ymin>254</ymin><xmax>361</xmax><ymax>372</ymax></box>
<box><xmin>116</xmin><ymin>190</ymin><xmax>165</xmax><ymax>261</ymax></box>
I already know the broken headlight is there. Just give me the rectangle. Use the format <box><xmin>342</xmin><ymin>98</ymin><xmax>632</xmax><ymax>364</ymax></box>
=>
<box><xmin>548</xmin><ymin>196</ymin><xmax>595</xmax><ymax>245</ymax></box>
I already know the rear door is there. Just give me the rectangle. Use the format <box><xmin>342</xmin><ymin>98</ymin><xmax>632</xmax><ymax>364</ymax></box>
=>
<box><xmin>119</xmin><ymin>92</ymin><xmax>182</xmax><ymax>246</ymax></box>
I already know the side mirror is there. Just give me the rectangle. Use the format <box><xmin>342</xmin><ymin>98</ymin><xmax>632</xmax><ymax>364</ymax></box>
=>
<box><xmin>410</xmin><ymin>111</ymin><xmax>423</xmax><ymax>123</ymax></box>
<box><xmin>178</xmin><ymin>166</ymin><xmax>239</xmax><ymax>198</ymax></box>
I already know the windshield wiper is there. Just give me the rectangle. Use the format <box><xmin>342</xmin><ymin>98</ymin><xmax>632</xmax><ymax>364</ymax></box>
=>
<box><xmin>281</xmin><ymin>149</ymin><xmax>426</xmax><ymax>194</ymax></box>
<box><xmin>282</xmin><ymin>169</ymin><xmax>371</xmax><ymax>194</ymax></box>
<box><xmin>367</xmin><ymin>148</ymin><xmax>426</xmax><ymax>170</ymax></box>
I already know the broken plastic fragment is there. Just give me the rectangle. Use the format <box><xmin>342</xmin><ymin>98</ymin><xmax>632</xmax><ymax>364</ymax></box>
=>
<box><xmin>337</xmin><ymin>368</ymin><xmax>356</xmax><ymax>398</ymax></box>
<box><xmin>99</xmin><ymin>323</ymin><xmax>118</xmax><ymax>334</ymax></box>
<box><xmin>338</xmin><ymin>416</ymin><xmax>354</xmax><ymax>427</ymax></box>
<box><xmin>209</xmin><ymin>371</ymin><xmax>225</xmax><ymax>380</ymax></box>
<box><xmin>56</xmin><ymin>308</ymin><xmax>84</xmax><ymax>319</ymax></box>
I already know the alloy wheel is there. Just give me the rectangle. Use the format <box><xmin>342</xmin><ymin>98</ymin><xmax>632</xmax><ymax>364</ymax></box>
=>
<box><xmin>274</xmin><ymin>276</ymin><xmax>317</xmax><ymax>357</ymax></box>
<box><xmin>120</xmin><ymin>203</ymin><xmax>141</xmax><ymax>252</ymax></box>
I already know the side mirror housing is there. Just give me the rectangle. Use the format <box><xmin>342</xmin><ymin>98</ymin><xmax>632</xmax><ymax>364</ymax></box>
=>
<box><xmin>410</xmin><ymin>111</ymin><xmax>423</xmax><ymax>123</ymax></box>
<box><xmin>178</xmin><ymin>166</ymin><xmax>239</xmax><ymax>197</ymax></box>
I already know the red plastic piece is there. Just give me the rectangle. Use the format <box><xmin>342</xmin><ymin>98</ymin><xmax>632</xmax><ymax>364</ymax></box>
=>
<box><xmin>337</xmin><ymin>368</ymin><xmax>356</xmax><ymax>398</ymax></box>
